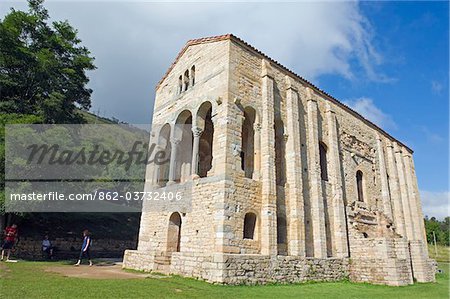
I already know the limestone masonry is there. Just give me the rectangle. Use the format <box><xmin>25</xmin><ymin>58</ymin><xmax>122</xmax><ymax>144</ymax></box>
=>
<box><xmin>123</xmin><ymin>34</ymin><xmax>436</xmax><ymax>286</ymax></box>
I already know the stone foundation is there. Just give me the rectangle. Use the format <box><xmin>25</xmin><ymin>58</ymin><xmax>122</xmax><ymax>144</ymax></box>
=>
<box><xmin>409</xmin><ymin>240</ymin><xmax>436</xmax><ymax>283</ymax></box>
<box><xmin>349</xmin><ymin>238</ymin><xmax>413</xmax><ymax>286</ymax></box>
<box><xmin>124</xmin><ymin>250</ymin><xmax>349</xmax><ymax>284</ymax></box>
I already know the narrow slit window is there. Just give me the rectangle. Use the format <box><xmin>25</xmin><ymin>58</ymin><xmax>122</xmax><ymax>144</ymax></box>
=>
<box><xmin>357</xmin><ymin>170</ymin><xmax>364</xmax><ymax>202</ymax></box>
<box><xmin>319</xmin><ymin>142</ymin><xmax>328</xmax><ymax>181</ymax></box>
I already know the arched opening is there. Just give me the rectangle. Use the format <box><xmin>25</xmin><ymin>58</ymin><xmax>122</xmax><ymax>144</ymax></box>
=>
<box><xmin>178</xmin><ymin>75</ymin><xmax>183</xmax><ymax>94</ymax></box>
<box><xmin>241</xmin><ymin>107</ymin><xmax>256</xmax><ymax>179</ymax></box>
<box><xmin>167</xmin><ymin>212</ymin><xmax>182</xmax><ymax>253</ymax></box>
<box><xmin>197</xmin><ymin>102</ymin><xmax>214</xmax><ymax>178</ymax></box>
<box><xmin>277</xmin><ymin>216</ymin><xmax>287</xmax><ymax>255</ymax></box>
<box><xmin>157</xmin><ymin>124</ymin><xmax>171</xmax><ymax>187</ymax></box>
<box><xmin>183</xmin><ymin>70</ymin><xmax>189</xmax><ymax>91</ymax></box>
<box><xmin>243</xmin><ymin>212</ymin><xmax>257</xmax><ymax>239</ymax></box>
<box><xmin>356</xmin><ymin>170</ymin><xmax>364</xmax><ymax>202</ymax></box>
<box><xmin>190</xmin><ymin>66</ymin><xmax>195</xmax><ymax>86</ymax></box>
<box><xmin>175</xmin><ymin>110</ymin><xmax>193</xmax><ymax>183</ymax></box>
<box><xmin>319</xmin><ymin>142</ymin><xmax>328</xmax><ymax>181</ymax></box>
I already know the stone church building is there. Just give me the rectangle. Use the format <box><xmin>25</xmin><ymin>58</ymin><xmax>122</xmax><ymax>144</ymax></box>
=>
<box><xmin>123</xmin><ymin>34</ymin><xmax>435</xmax><ymax>286</ymax></box>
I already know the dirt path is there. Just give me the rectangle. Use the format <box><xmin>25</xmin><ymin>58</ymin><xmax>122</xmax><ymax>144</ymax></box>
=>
<box><xmin>44</xmin><ymin>263</ymin><xmax>164</xmax><ymax>280</ymax></box>
<box><xmin>0</xmin><ymin>262</ymin><xmax>11</xmax><ymax>278</ymax></box>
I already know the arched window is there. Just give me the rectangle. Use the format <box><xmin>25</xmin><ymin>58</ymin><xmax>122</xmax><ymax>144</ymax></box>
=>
<box><xmin>243</xmin><ymin>212</ymin><xmax>257</xmax><ymax>239</ymax></box>
<box><xmin>178</xmin><ymin>75</ymin><xmax>183</xmax><ymax>94</ymax></box>
<box><xmin>184</xmin><ymin>70</ymin><xmax>189</xmax><ymax>91</ymax></box>
<box><xmin>190</xmin><ymin>66</ymin><xmax>195</xmax><ymax>86</ymax></box>
<box><xmin>196</xmin><ymin>102</ymin><xmax>214</xmax><ymax>178</ymax></box>
<box><xmin>241</xmin><ymin>107</ymin><xmax>256</xmax><ymax>179</ymax></box>
<box><xmin>319</xmin><ymin>142</ymin><xmax>328</xmax><ymax>181</ymax></box>
<box><xmin>356</xmin><ymin>170</ymin><xmax>364</xmax><ymax>202</ymax></box>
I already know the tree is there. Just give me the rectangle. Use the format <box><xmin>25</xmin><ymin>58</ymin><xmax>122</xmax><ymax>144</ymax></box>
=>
<box><xmin>0</xmin><ymin>0</ymin><xmax>96</xmax><ymax>230</ymax></box>
<box><xmin>0</xmin><ymin>0</ymin><xmax>96</xmax><ymax>123</ymax></box>
<box><xmin>424</xmin><ymin>216</ymin><xmax>450</xmax><ymax>247</ymax></box>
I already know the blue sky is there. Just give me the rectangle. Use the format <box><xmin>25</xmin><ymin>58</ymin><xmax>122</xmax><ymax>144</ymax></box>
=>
<box><xmin>318</xmin><ymin>1</ymin><xmax>449</xmax><ymax>218</ymax></box>
<box><xmin>1</xmin><ymin>1</ymin><xmax>448</xmax><ymax>218</ymax></box>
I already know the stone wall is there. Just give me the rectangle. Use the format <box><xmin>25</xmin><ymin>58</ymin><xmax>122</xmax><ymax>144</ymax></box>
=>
<box><xmin>124</xmin><ymin>251</ymin><xmax>349</xmax><ymax>285</ymax></box>
<box><xmin>219</xmin><ymin>255</ymin><xmax>349</xmax><ymax>285</ymax></box>
<box><xmin>11</xmin><ymin>237</ymin><xmax>136</xmax><ymax>260</ymax></box>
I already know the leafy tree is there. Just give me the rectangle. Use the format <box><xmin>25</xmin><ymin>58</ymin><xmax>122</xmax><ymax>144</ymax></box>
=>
<box><xmin>0</xmin><ymin>0</ymin><xmax>96</xmax><ymax>123</ymax></box>
<box><xmin>424</xmin><ymin>216</ymin><xmax>450</xmax><ymax>247</ymax></box>
<box><xmin>0</xmin><ymin>0</ymin><xmax>95</xmax><ymax>230</ymax></box>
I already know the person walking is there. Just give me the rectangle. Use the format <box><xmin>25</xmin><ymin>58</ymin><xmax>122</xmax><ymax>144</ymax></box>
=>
<box><xmin>74</xmin><ymin>229</ymin><xmax>92</xmax><ymax>266</ymax></box>
<box><xmin>1</xmin><ymin>224</ymin><xmax>18</xmax><ymax>262</ymax></box>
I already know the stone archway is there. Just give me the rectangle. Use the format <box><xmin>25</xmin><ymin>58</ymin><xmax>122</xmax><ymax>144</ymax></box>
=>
<box><xmin>167</xmin><ymin>212</ymin><xmax>182</xmax><ymax>253</ymax></box>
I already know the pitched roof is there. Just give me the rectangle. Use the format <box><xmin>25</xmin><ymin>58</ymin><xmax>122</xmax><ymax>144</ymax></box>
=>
<box><xmin>156</xmin><ymin>34</ymin><xmax>412</xmax><ymax>153</ymax></box>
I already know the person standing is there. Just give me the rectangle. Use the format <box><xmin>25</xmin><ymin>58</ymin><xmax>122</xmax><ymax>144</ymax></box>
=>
<box><xmin>74</xmin><ymin>229</ymin><xmax>92</xmax><ymax>266</ymax></box>
<box><xmin>1</xmin><ymin>224</ymin><xmax>18</xmax><ymax>261</ymax></box>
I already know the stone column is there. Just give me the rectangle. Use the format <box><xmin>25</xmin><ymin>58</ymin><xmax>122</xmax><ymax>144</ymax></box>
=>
<box><xmin>406</xmin><ymin>153</ymin><xmax>427</xmax><ymax>243</ymax></box>
<box><xmin>252</xmin><ymin>123</ymin><xmax>261</xmax><ymax>180</ymax></box>
<box><xmin>150</xmin><ymin>144</ymin><xmax>164</xmax><ymax>186</ymax></box>
<box><xmin>394</xmin><ymin>142</ymin><xmax>415</xmax><ymax>240</ymax></box>
<box><xmin>403</xmin><ymin>152</ymin><xmax>434</xmax><ymax>283</ymax></box>
<box><xmin>306</xmin><ymin>88</ymin><xmax>327</xmax><ymax>258</ymax></box>
<box><xmin>191</xmin><ymin>126</ymin><xmax>203</xmax><ymax>178</ymax></box>
<box><xmin>144</xmin><ymin>131</ymin><xmax>157</xmax><ymax>185</ymax></box>
<box><xmin>284</xmin><ymin>76</ymin><xmax>305</xmax><ymax>256</ymax></box>
<box><xmin>386</xmin><ymin>142</ymin><xmax>407</xmax><ymax>237</ymax></box>
<box><xmin>325</xmin><ymin>103</ymin><xmax>348</xmax><ymax>258</ymax></box>
<box><xmin>260</xmin><ymin>59</ymin><xmax>277</xmax><ymax>256</ymax></box>
<box><xmin>376</xmin><ymin>136</ymin><xmax>393</xmax><ymax>219</ymax></box>
<box><xmin>167</xmin><ymin>137</ymin><xmax>180</xmax><ymax>185</ymax></box>
<box><xmin>403</xmin><ymin>152</ymin><xmax>424</xmax><ymax>241</ymax></box>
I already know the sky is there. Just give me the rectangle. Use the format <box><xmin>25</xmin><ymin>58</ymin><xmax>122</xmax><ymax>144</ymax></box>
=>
<box><xmin>1</xmin><ymin>1</ymin><xmax>448</xmax><ymax>219</ymax></box>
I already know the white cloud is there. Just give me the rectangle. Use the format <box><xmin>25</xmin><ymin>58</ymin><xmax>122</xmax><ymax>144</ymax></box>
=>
<box><xmin>420</xmin><ymin>190</ymin><xmax>450</xmax><ymax>220</ymax></box>
<box><xmin>419</xmin><ymin>126</ymin><xmax>444</xmax><ymax>144</ymax></box>
<box><xmin>0</xmin><ymin>1</ymin><xmax>390</xmax><ymax>123</ymax></box>
<box><xmin>343</xmin><ymin>97</ymin><xmax>396</xmax><ymax>129</ymax></box>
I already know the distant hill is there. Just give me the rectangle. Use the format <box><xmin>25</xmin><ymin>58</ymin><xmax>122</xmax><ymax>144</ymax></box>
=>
<box><xmin>77</xmin><ymin>109</ymin><xmax>121</xmax><ymax>124</ymax></box>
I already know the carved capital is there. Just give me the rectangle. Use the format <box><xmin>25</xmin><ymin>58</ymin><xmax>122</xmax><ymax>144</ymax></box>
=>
<box><xmin>285</xmin><ymin>75</ymin><xmax>298</xmax><ymax>92</ymax></box>
<box><xmin>191</xmin><ymin>126</ymin><xmax>204</xmax><ymax>138</ymax></box>
<box><xmin>232</xmin><ymin>144</ymin><xmax>242</xmax><ymax>157</ymax></box>
<box><xmin>325</xmin><ymin>102</ymin><xmax>335</xmax><ymax>114</ymax></box>
<box><xmin>170</xmin><ymin>138</ymin><xmax>181</xmax><ymax>145</ymax></box>
<box><xmin>261</xmin><ymin>59</ymin><xmax>273</xmax><ymax>78</ymax></box>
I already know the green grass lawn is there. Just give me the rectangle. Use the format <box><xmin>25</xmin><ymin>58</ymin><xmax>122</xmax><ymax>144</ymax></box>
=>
<box><xmin>1</xmin><ymin>261</ymin><xmax>448</xmax><ymax>299</ymax></box>
<box><xmin>429</xmin><ymin>244</ymin><xmax>450</xmax><ymax>263</ymax></box>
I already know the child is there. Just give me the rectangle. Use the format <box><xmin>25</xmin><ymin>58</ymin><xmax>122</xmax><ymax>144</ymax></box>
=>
<box><xmin>74</xmin><ymin>229</ymin><xmax>92</xmax><ymax>266</ymax></box>
<box><xmin>1</xmin><ymin>224</ymin><xmax>18</xmax><ymax>262</ymax></box>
